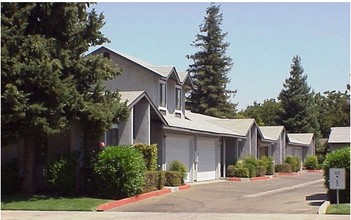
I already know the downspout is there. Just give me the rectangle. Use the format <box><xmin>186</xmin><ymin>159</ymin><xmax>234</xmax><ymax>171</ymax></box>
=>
<box><xmin>222</xmin><ymin>138</ymin><xmax>226</xmax><ymax>178</ymax></box>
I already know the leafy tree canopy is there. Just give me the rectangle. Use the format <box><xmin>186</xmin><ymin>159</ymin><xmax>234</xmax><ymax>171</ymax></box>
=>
<box><xmin>1</xmin><ymin>3</ymin><xmax>129</xmax><ymax>144</ymax></box>
<box><xmin>314</xmin><ymin>89</ymin><xmax>350</xmax><ymax>137</ymax></box>
<box><xmin>186</xmin><ymin>3</ymin><xmax>236</xmax><ymax>118</ymax></box>
<box><xmin>238</xmin><ymin>99</ymin><xmax>282</xmax><ymax>126</ymax></box>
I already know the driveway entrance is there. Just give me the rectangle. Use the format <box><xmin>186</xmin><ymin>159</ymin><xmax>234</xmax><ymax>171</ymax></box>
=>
<box><xmin>109</xmin><ymin>172</ymin><xmax>327</xmax><ymax>214</ymax></box>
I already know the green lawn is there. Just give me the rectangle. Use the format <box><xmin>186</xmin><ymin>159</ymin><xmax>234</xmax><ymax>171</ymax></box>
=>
<box><xmin>1</xmin><ymin>194</ymin><xmax>112</xmax><ymax>211</ymax></box>
<box><xmin>326</xmin><ymin>204</ymin><xmax>350</xmax><ymax>215</ymax></box>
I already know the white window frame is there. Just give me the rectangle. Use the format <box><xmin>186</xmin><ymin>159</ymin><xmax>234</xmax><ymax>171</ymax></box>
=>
<box><xmin>175</xmin><ymin>85</ymin><xmax>182</xmax><ymax>111</ymax></box>
<box><xmin>159</xmin><ymin>80</ymin><xmax>167</xmax><ymax>109</ymax></box>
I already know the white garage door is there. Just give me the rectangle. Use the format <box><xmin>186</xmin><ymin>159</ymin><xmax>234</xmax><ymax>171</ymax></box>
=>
<box><xmin>197</xmin><ymin>137</ymin><xmax>218</xmax><ymax>181</ymax></box>
<box><xmin>165</xmin><ymin>133</ymin><xmax>192</xmax><ymax>182</ymax></box>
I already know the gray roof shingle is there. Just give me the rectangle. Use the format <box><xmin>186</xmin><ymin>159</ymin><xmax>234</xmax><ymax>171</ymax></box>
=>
<box><xmin>328</xmin><ymin>127</ymin><xmax>350</xmax><ymax>144</ymax></box>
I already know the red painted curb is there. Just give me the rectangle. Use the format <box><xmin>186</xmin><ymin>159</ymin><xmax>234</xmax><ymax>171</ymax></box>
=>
<box><xmin>250</xmin><ymin>176</ymin><xmax>270</xmax><ymax>181</ymax></box>
<box><xmin>227</xmin><ymin>176</ymin><xmax>272</xmax><ymax>181</ymax></box>
<box><xmin>227</xmin><ymin>177</ymin><xmax>242</xmax><ymax>181</ymax></box>
<box><xmin>96</xmin><ymin>188</ymin><xmax>172</xmax><ymax>211</ymax></box>
<box><xmin>179</xmin><ymin>184</ymin><xmax>191</xmax><ymax>190</ymax></box>
<box><xmin>276</xmin><ymin>172</ymin><xmax>299</xmax><ymax>176</ymax></box>
<box><xmin>307</xmin><ymin>169</ymin><xmax>323</xmax><ymax>173</ymax></box>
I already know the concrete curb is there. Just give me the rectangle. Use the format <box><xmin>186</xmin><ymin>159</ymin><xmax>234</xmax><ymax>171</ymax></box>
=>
<box><xmin>96</xmin><ymin>184</ymin><xmax>191</xmax><ymax>211</ymax></box>
<box><xmin>276</xmin><ymin>172</ymin><xmax>300</xmax><ymax>176</ymax></box>
<box><xmin>227</xmin><ymin>175</ymin><xmax>274</xmax><ymax>182</ymax></box>
<box><xmin>307</xmin><ymin>170</ymin><xmax>323</xmax><ymax>173</ymax></box>
<box><xmin>318</xmin><ymin>201</ymin><xmax>330</xmax><ymax>215</ymax></box>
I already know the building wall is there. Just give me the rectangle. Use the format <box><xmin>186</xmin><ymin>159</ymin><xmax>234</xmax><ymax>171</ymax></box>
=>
<box><xmin>133</xmin><ymin>98</ymin><xmax>150</xmax><ymax>144</ymax></box>
<box><xmin>329</xmin><ymin>143</ymin><xmax>350</xmax><ymax>152</ymax></box>
<box><xmin>225</xmin><ymin>137</ymin><xmax>238</xmax><ymax>165</ymax></box>
<box><xmin>94</xmin><ymin>48</ymin><xmax>160</xmax><ymax>106</ymax></box>
<box><xmin>251</xmin><ymin>125</ymin><xmax>258</xmax><ymax>159</ymax></box>
<box><xmin>118</xmin><ymin>110</ymin><xmax>133</xmax><ymax>145</ymax></box>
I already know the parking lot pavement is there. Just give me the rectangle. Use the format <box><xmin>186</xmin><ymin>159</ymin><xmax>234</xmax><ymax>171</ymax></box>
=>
<box><xmin>109</xmin><ymin>172</ymin><xmax>328</xmax><ymax>214</ymax></box>
<box><xmin>2</xmin><ymin>211</ymin><xmax>349</xmax><ymax>220</ymax></box>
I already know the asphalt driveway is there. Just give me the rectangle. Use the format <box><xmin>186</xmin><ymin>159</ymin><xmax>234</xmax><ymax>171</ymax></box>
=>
<box><xmin>109</xmin><ymin>172</ymin><xmax>327</xmax><ymax>214</ymax></box>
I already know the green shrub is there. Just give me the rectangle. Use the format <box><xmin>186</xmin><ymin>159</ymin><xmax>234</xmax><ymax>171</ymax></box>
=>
<box><xmin>1</xmin><ymin>159</ymin><xmax>20</xmax><ymax>194</ymax></box>
<box><xmin>169</xmin><ymin>160</ymin><xmax>187</xmax><ymax>184</ymax></box>
<box><xmin>93</xmin><ymin>146</ymin><xmax>146</xmax><ymax>199</ymax></box>
<box><xmin>243</xmin><ymin>156</ymin><xmax>258</xmax><ymax>167</ymax></box>
<box><xmin>233</xmin><ymin>167</ymin><xmax>249</xmax><ymax>178</ymax></box>
<box><xmin>143</xmin><ymin>171</ymin><xmax>158</xmax><ymax>193</ymax></box>
<box><xmin>323</xmin><ymin>147</ymin><xmax>350</xmax><ymax>203</ymax></box>
<box><xmin>256</xmin><ymin>165</ymin><xmax>267</xmax><ymax>177</ymax></box>
<box><xmin>143</xmin><ymin>171</ymin><xmax>166</xmax><ymax>193</ymax></box>
<box><xmin>244</xmin><ymin>163</ymin><xmax>256</xmax><ymax>177</ymax></box>
<box><xmin>164</xmin><ymin>171</ymin><xmax>183</xmax><ymax>186</ymax></box>
<box><xmin>304</xmin><ymin>155</ymin><xmax>319</xmax><ymax>170</ymax></box>
<box><xmin>285</xmin><ymin>156</ymin><xmax>300</xmax><ymax>172</ymax></box>
<box><xmin>259</xmin><ymin>156</ymin><xmax>275</xmax><ymax>175</ymax></box>
<box><xmin>45</xmin><ymin>155</ymin><xmax>76</xmax><ymax>195</ymax></box>
<box><xmin>226</xmin><ymin>165</ymin><xmax>236</xmax><ymax>177</ymax></box>
<box><xmin>158</xmin><ymin>171</ymin><xmax>166</xmax><ymax>190</ymax></box>
<box><xmin>275</xmin><ymin>163</ymin><xmax>292</xmax><ymax>173</ymax></box>
<box><xmin>133</xmin><ymin>143</ymin><xmax>158</xmax><ymax>171</ymax></box>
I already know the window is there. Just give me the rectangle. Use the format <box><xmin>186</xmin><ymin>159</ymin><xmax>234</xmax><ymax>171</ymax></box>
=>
<box><xmin>159</xmin><ymin>82</ymin><xmax>166</xmax><ymax>107</ymax></box>
<box><xmin>175</xmin><ymin>87</ymin><xmax>181</xmax><ymax>110</ymax></box>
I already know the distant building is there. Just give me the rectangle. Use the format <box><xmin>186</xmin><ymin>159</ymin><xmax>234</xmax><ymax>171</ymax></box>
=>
<box><xmin>328</xmin><ymin>127</ymin><xmax>350</xmax><ymax>151</ymax></box>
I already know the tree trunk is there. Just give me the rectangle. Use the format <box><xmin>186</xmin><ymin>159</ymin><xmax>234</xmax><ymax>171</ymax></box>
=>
<box><xmin>22</xmin><ymin>136</ymin><xmax>35</xmax><ymax>193</ymax></box>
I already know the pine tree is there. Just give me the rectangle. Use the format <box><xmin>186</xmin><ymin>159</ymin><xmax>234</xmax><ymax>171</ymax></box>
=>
<box><xmin>1</xmin><ymin>3</ymin><xmax>129</xmax><ymax>192</ymax></box>
<box><xmin>186</xmin><ymin>3</ymin><xmax>236</xmax><ymax>118</ymax></box>
<box><xmin>278</xmin><ymin>55</ymin><xmax>320</xmax><ymax>136</ymax></box>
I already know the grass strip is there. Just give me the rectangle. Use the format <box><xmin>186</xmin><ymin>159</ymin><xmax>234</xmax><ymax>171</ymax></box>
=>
<box><xmin>1</xmin><ymin>194</ymin><xmax>111</xmax><ymax>211</ymax></box>
<box><xmin>326</xmin><ymin>204</ymin><xmax>350</xmax><ymax>215</ymax></box>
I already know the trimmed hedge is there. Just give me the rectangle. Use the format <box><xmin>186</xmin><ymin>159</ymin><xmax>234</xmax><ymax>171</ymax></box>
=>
<box><xmin>226</xmin><ymin>165</ymin><xmax>236</xmax><ymax>177</ymax></box>
<box><xmin>256</xmin><ymin>165</ymin><xmax>267</xmax><ymax>177</ymax></box>
<box><xmin>275</xmin><ymin>163</ymin><xmax>292</xmax><ymax>173</ymax></box>
<box><xmin>143</xmin><ymin>171</ymin><xmax>165</xmax><ymax>193</ymax></box>
<box><xmin>168</xmin><ymin>160</ymin><xmax>187</xmax><ymax>184</ymax></box>
<box><xmin>285</xmin><ymin>156</ymin><xmax>300</xmax><ymax>172</ymax></box>
<box><xmin>304</xmin><ymin>155</ymin><xmax>319</xmax><ymax>170</ymax></box>
<box><xmin>323</xmin><ymin>147</ymin><xmax>350</xmax><ymax>203</ymax></box>
<box><xmin>133</xmin><ymin>143</ymin><xmax>158</xmax><ymax>171</ymax></box>
<box><xmin>164</xmin><ymin>171</ymin><xmax>183</xmax><ymax>186</ymax></box>
<box><xmin>44</xmin><ymin>155</ymin><xmax>76</xmax><ymax>195</ymax></box>
<box><xmin>259</xmin><ymin>156</ymin><xmax>274</xmax><ymax>175</ymax></box>
<box><xmin>1</xmin><ymin>159</ymin><xmax>20</xmax><ymax>194</ymax></box>
<box><xmin>233</xmin><ymin>167</ymin><xmax>249</xmax><ymax>178</ymax></box>
<box><xmin>93</xmin><ymin>146</ymin><xmax>146</xmax><ymax>199</ymax></box>
<box><xmin>244</xmin><ymin>163</ymin><xmax>256</xmax><ymax>177</ymax></box>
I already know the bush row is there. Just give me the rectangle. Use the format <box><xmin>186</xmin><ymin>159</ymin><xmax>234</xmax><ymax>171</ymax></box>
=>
<box><xmin>227</xmin><ymin>156</ymin><xmax>273</xmax><ymax>178</ymax></box>
<box><xmin>43</xmin><ymin>145</ymin><xmax>186</xmax><ymax>199</ymax></box>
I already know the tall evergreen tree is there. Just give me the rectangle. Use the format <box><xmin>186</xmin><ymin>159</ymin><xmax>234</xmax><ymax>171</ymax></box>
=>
<box><xmin>186</xmin><ymin>3</ymin><xmax>236</xmax><ymax>118</ymax></box>
<box><xmin>278</xmin><ymin>55</ymin><xmax>320</xmax><ymax>136</ymax></box>
<box><xmin>1</xmin><ymin>3</ymin><xmax>129</xmax><ymax>192</ymax></box>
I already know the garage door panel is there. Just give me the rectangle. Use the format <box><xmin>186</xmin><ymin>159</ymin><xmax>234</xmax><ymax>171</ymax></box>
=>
<box><xmin>197</xmin><ymin>137</ymin><xmax>217</xmax><ymax>181</ymax></box>
<box><xmin>165</xmin><ymin>133</ymin><xmax>192</xmax><ymax>182</ymax></box>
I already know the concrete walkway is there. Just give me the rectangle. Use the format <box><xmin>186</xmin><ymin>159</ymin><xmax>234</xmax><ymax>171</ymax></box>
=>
<box><xmin>1</xmin><ymin>211</ymin><xmax>350</xmax><ymax>220</ymax></box>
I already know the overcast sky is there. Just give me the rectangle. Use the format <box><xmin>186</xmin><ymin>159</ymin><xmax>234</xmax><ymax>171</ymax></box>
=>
<box><xmin>89</xmin><ymin>2</ymin><xmax>350</xmax><ymax>110</ymax></box>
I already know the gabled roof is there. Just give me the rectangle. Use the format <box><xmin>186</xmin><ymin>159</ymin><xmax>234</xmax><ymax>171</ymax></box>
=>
<box><xmin>184</xmin><ymin>111</ymin><xmax>255</xmax><ymax>137</ymax></box>
<box><xmin>208</xmin><ymin>119</ymin><xmax>256</xmax><ymax>137</ymax></box>
<box><xmin>119</xmin><ymin>91</ymin><xmax>167</xmax><ymax>125</ymax></box>
<box><xmin>92</xmin><ymin>46</ymin><xmax>192</xmax><ymax>86</ymax></box>
<box><xmin>287</xmin><ymin>133</ymin><xmax>314</xmax><ymax>146</ymax></box>
<box><xmin>259</xmin><ymin>126</ymin><xmax>285</xmax><ymax>141</ymax></box>
<box><xmin>328</xmin><ymin>127</ymin><xmax>350</xmax><ymax>144</ymax></box>
<box><xmin>163</xmin><ymin>114</ymin><xmax>237</xmax><ymax>137</ymax></box>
